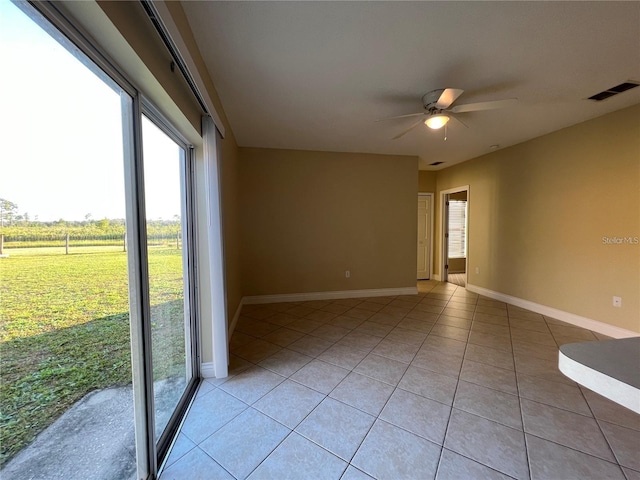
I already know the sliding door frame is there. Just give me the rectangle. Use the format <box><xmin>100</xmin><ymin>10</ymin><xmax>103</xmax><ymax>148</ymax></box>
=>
<box><xmin>140</xmin><ymin>100</ymin><xmax>201</xmax><ymax>465</ymax></box>
<box><xmin>20</xmin><ymin>2</ymin><xmax>202</xmax><ymax>478</ymax></box>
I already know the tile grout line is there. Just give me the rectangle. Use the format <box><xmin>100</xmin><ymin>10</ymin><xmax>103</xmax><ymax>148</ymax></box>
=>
<box><xmin>510</xmin><ymin>306</ymin><xmax>535</xmax><ymax>480</ymax></box>
<box><xmin>522</xmin><ymin>430</ymin><xmax>630</xmax><ymax>470</ymax></box>
<box><xmin>457</xmin><ymin>292</ymin><xmax>535</xmax><ymax>479</ymax></box>
<box><xmin>512</xmin><ymin>306</ymin><xmax>629</xmax><ymax>477</ymax></box>
<box><xmin>433</xmin><ymin>284</ymin><xmax>476</xmax><ymax>479</ymax></box>
<box><xmin>245</xmin><ymin>287</ymin><xmax>433</xmax><ymax>479</ymax></box>
<box><xmin>591</xmin><ymin>413</ymin><xmax>628</xmax><ymax>475</ymax></box>
<box><xmin>228</xmin><ymin>310</ymin><xmax>341</xmax><ymax>480</ymax></box>
<box><xmin>175</xmin><ymin>283</ymin><xmax>636</xmax><ymax>480</ymax></box>
<box><xmin>546</xmin><ymin>312</ymin><xmax>624</xmax><ymax>472</ymax></box>
<box><xmin>204</xmin><ymin>351</ymin><xmax>316</xmax><ymax>479</ymax></box>
<box><xmin>340</xmin><ymin>281</ymin><xmax>440</xmax><ymax>478</ymax></box>
<box><xmin>340</xmin><ymin>281</ymin><xmax>449</xmax><ymax>477</ymax></box>
<box><xmin>257</xmin><ymin>290</ymin><xmax>539</xmax><ymax>477</ymax></box>
<box><xmin>176</xmin><ymin>387</ymin><xmax>252</xmax><ymax>480</ymax></box>
<box><xmin>238</xmin><ymin>291</ymin><xmax>428</xmax><ymax>479</ymax></box>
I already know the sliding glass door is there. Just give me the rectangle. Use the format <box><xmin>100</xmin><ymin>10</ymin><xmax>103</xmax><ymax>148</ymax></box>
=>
<box><xmin>0</xmin><ymin>3</ymin><xmax>137</xmax><ymax>478</ymax></box>
<box><xmin>1</xmin><ymin>3</ymin><xmax>200</xmax><ymax>478</ymax></box>
<box><xmin>140</xmin><ymin>113</ymin><xmax>198</xmax><ymax>455</ymax></box>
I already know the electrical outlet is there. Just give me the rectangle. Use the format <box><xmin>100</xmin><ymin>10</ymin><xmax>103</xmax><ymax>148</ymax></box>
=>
<box><xmin>613</xmin><ymin>296</ymin><xmax>622</xmax><ymax>308</ymax></box>
<box><xmin>475</xmin><ymin>267</ymin><xmax>479</xmax><ymax>274</ymax></box>
<box><xmin>345</xmin><ymin>270</ymin><xmax>350</xmax><ymax>278</ymax></box>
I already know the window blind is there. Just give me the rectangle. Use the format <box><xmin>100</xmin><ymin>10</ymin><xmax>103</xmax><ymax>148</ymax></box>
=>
<box><xmin>448</xmin><ymin>200</ymin><xmax>467</xmax><ymax>258</ymax></box>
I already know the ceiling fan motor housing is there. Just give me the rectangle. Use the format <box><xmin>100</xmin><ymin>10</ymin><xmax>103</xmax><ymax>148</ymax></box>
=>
<box><xmin>422</xmin><ymin>89</ymin><xmax>446</xmax><ymax>112</ymax></box>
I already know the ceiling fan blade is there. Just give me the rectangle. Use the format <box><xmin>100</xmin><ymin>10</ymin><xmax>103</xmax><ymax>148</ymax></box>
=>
<box><xmin>392</xmin><ymin>118</ymin><xmax>425</xmax><ymax>140</ymax></box>
<box><xmin>435</xmin><ymin>88</ymin><xmax>464</xmax><ymax>109</ymax></box>
<box><xmin>450</xmin><ymin>114</ymin><xmax>469</xmax><ymax>129</ymax></box>
<box><xmin>449</xmin><ymin>98</ymin><xmax>517</xmax><ymax>113</ymax></box>
<box><xmin>376</xmin><ymin>112</ymin><xmax>425</xmax><ymax>122</ymax></box>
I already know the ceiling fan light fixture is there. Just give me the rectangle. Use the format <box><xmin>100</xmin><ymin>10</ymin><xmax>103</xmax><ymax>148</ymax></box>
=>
<box><xmin>425</xmin><ymin>114</ymin><xmax>450</xmax><ymax>130</ymax></box>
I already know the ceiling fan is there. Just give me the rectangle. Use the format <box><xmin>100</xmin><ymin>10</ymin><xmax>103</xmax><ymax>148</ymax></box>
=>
<box><xmin>379</xmin><ymin>88</ymin><xmax>517</xmax><ymax>140</ymax></box>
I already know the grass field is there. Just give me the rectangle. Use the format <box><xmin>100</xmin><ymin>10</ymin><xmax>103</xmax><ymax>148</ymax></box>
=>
<box><xmin>0</xmin><ymin>245</ymin><xmax>185</xmax><ymax>467</ymax></box>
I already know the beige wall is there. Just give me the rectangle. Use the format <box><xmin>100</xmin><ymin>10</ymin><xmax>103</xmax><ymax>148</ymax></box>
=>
<box><xmin>449</xmin><ymin>191</ymin><xmax>467</xmax><ymax>201</ymax></box>
<box><xmin>418</xmin><ymin>171</ymin><xmax>437</xmax><ymax>192</ymax></box>
<box><xmin>239</xmin><ymin>148</ymin><xmax>418</xmax><ymax>295</ymax></box>
<box><xmin>90</xmin><ymin>1</ymin><xmax>639</xmax><ymax>337</ymax></box>
<box><xmin>448</xmin><ymin>258</ymin><xmax>466</xmax><ymax>273</ymax></box>
<box><xmin>435</xmin><ymin>104</ymin><xmax>640</xmax><ymax>332</ymax></box>
<box><xmin>218</xmin><ymin>141</ymin><xmax>242</xmax><ymax>324</ymax></box>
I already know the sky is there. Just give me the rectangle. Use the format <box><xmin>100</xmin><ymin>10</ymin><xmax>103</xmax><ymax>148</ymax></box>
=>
<box><xmin>0</xmin><ymin>1</ymin><xmax>182</xmax><ymax>222</ymax></box>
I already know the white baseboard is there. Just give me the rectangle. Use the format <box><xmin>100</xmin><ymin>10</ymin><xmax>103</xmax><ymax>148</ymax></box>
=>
<box><xmin>201</xmin><ymin>300</ymin><xmax>244</xmax><ymax>379</ymax></box>
<box><xmin>200</xmin><ymin>362</ymin><xmax>215</xmax><ymax>378</ymax></box>
<box><xmin>431</xmin><ymin>274</ymin><xmax>441</xmax><ymax>282</ymax></box>
<box><xmin>207</xmin><ymin>288</ymin><xmax>415</xmax><ymax>378</ymax></box>
<box><xmin>243</xmin><ymin>287</ymin><xmax>418</xmax><ymax>305</ymax></box>
<box><xmin>466</xmin><ymin>283</ymin><xmax>637</xmax><ymax>339</ymax></box>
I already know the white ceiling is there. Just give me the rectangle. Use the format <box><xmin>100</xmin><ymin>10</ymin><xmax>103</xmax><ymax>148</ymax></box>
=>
<box><xmin>183</xmin><ymin>1</ymin><xmax>640</xmax><ymax>170</ymax></box>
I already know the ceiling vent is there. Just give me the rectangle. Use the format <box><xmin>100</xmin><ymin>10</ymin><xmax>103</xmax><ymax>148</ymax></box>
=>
<box><xmin>430</xmin><ymin>161</ymin><xmax>444</xmax><ymax>166</ymax></box>
<box><xmin>588</xmin><ymin>81</ymin><xmax>640</xmax><ymax>101</ymax></box>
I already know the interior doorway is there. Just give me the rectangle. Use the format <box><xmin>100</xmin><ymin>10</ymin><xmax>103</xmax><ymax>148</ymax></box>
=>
<box><xmin>417</xmin><ymin>193</ymin><xmax>433</xmax><ymax>280</ymax></box>
<box><xmin>441</xmin><ymin>186</ymin><xmax>469</xmax><ymax>286</ymax></box>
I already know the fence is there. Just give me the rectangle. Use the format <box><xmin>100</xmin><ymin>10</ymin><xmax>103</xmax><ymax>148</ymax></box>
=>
<box><xmin>0</xmin><ymin>233</ymin><xmax>181</xmax><ymax>254</ymax></box>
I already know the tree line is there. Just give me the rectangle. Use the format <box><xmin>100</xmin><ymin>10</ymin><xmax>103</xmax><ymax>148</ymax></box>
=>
<box><xmin>0</xmin><ymin>198</ymin><xmax>180</xmax><ymax>239</ymax></box>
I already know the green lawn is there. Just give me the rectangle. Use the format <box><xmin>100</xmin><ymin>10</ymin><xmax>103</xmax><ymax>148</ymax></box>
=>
<box><xmin>0</xmin><ymin>246</ymin><xmax>185</xmax><ymax>466</ymax></box>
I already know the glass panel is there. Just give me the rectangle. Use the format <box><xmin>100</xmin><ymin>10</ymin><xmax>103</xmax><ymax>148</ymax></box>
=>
<box><xmin>0</xmin><ymin>3</ymin><xmax>136</xmax><ymax>478</ymax></box>
<box><xmin>141</xmin><ymin>116</ymin><xmax>191</xmax><ymax>442</ymax></box>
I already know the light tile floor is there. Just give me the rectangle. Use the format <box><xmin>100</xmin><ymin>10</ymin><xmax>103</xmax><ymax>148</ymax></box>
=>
<box><xmin>160</xmin><ymin>281</ymin><xmax>640</xmax><ymax>480</ymax></box>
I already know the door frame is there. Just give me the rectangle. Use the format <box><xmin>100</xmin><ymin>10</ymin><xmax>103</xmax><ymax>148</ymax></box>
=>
<box><xmin>140</xmin><ymin>101</ymin><xmax>201</xmax><ymax>466</ymax></box>
<box><xmin>439</xmin><ymin>185</ymin><xmax>469</xmax><ymax>284</ymax></box>
<box><xmin>417</xmin><ymin>193</ymin><xmax>434</xmax><ymax>280</ymax></box>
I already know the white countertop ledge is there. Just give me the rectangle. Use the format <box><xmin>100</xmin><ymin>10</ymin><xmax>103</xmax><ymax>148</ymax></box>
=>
<box><xmin>559</xmin><ymin>337</ymin><xmax>640</xmax><ymax>414</ymax></box>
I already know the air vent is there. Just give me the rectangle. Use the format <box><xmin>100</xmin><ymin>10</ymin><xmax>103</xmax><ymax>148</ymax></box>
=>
<box><xmin>430</xmin><ymin>161</ymin><xmax>444</xmax><ymax>166</ymax></box>
<box><xmin>609</xmin><ymin>82</ymin><xmax>640</xmax><ymax>93</ymax></box>
<box><xmin>588</xmin><ymin>81</ymin><xmax>640</xmax><ymax>101</ymax></box>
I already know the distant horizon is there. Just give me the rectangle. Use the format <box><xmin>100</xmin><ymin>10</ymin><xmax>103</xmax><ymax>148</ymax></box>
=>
<box><xmin>0</xmin><ymin>215</ymin><xmax>182</xmax><ymax>225</ymax></box>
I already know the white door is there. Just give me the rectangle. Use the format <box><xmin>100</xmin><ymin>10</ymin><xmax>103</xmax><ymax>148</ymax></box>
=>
<box><xmin>417</xmin><ymin>195</ymin><xmax>431</xmax><ymax>279</ymax></box>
